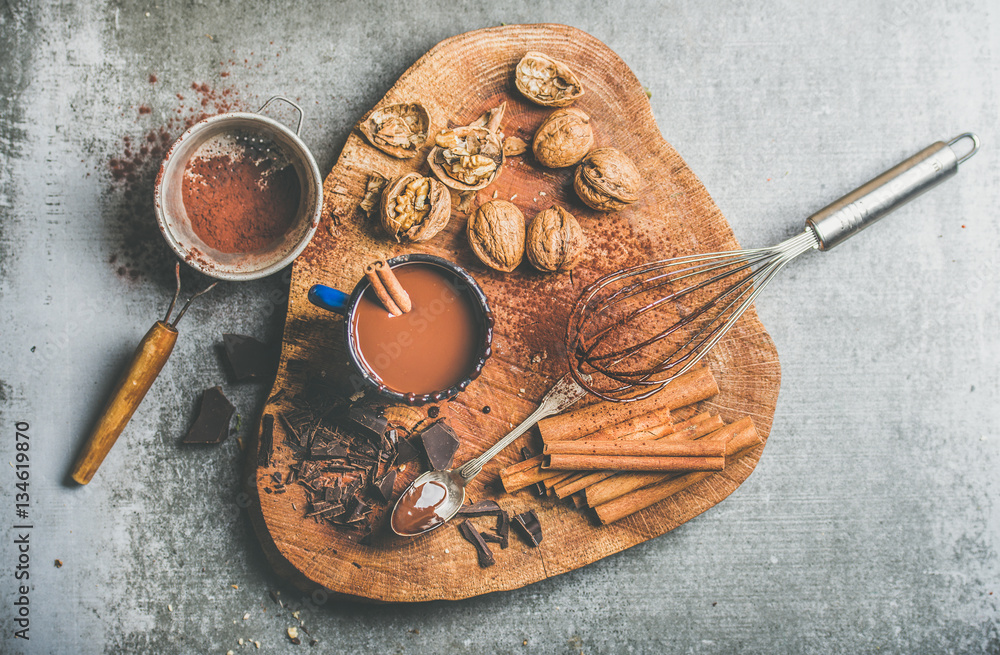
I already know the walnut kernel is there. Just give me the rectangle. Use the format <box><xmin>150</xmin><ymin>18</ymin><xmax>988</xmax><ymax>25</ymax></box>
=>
<box><xmin>526</xmin><ymin>206</ymin><xmax>586</xmax><ymax>272</ymax></box>
<box><xmin>573</xmin><ymin>147</ymin><xmax>642</xmax><ymax>211</ymax></box>
<box><xmin>532</xmin><ymin>108</ymin><xmax>594</xmax><ymax>168</ymax></box>
<box><xmin>379</xmin><ymin>173</ymin><xmax>450</xmax><ymax>242</ymax></box>
<box><xmin>428</xmin><ymin>103</ymin><xmax>506</xmax><ymax>191</ymax></box>
<box><xmin>467</xmin><ymin>200</ymin><xmax>525</xmax><ymax>272</ymax></box>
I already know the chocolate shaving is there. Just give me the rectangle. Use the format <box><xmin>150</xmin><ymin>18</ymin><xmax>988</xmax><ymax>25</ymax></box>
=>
<box><xmin>513</xmin><ymin>510</ymin><xmax>543</xmax><ymax>546</ymax></box>
<box><xmin>222</xmin><ymin>333</ymin><xmax>276</xmax><ymax>382</ymax></box>
<box><xmin>456</xmin><ymin>500</ymin><xmax>503</xmax><ymax>517</ymax></box>
<box><xmin>421</xmin><ymin>422</ymin><xmax>460</xmax><ymax>470</ymax></box>
<box><xmin>309</xmin><ymin>439</ymin><xmax>349</xmax><ymax>460</ymax></box>
<box><xmin>257</xmin><ymin>414</ymin><xmax>274</xmax><ymax>467</ymax></box>
<box><xmin>181</xmin><ymin>387</ymin><xmax>235</xmax><ymax>444</ymax></box>
<box><xmin>458</xmin><ymin>520</ymin><xmax>495</xmax><ymax>567</ymax></box>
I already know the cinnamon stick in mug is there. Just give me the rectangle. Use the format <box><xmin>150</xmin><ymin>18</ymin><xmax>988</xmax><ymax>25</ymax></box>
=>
<box><xmin>364</xmin><ymin>260</ymin><xmax>411</xmax><ymax>316</ymax></box>
<box><xmin>536</xmin><ymin>366</ymin><xmax>718</xmax><ymax>443</ymax></box>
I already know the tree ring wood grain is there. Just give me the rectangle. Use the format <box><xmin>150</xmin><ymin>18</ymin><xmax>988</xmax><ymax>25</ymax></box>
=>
<box><xmin>245</xmin><ymin>24</ymin><xmax>780</xmax><ymax>603</ymax></box>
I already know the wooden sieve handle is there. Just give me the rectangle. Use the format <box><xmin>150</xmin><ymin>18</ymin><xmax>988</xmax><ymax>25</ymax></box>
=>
<box><xmin>70</xmin><ymin>321</ymin><xmax>178</xmax><ymax>485</ymax></box>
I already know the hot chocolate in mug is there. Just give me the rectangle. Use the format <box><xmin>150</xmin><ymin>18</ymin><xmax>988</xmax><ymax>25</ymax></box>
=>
<box><xmin>308</xmin><ymin>254</ymin><xmax>493</xmax><ymax>405</ymax></box>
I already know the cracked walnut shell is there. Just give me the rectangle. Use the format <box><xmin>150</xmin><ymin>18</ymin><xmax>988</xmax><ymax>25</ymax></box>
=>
<box><xmin>428</xmin><ymin>103</ymin><xmax>506</xmax><ymax>192</ymax></box>
<box><xmin>379</xmin><ymin>173</ymin><xmax>450</xmax><ymax>242</ymax></box>
<box><xmin>573</xmin><ymin>147</ymin><xmax>642</xmax><ymax>211</ymax></box>
<box><xmin>526</xmin><ymin>206</ymin><xmax>586</xmax><ymax>272</ymax></box>
<box><xmin>515</xmin><ymin>52</ymin><xmax>584</xmax><ymax>107</ymax></box>
<box><xmin>532</xmin><ymin>108</ymin><xmax>594</xmax><ymax>168</ymax></box>
<box><xmin>359</xmin><ymin>103</ymin><xmax>431</xmax><ymax>159</ymax></box>
<box><xmin>467</xmin><ymin>200</ymin><xmax>525</xmax><ymax>273</ymax></box>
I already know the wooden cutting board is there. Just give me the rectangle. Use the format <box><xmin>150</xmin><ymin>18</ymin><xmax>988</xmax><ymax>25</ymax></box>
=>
<box><xmin>245</xmin><ymin>24</ymin><xmax>780</xmax><ymax>602</ymax></box>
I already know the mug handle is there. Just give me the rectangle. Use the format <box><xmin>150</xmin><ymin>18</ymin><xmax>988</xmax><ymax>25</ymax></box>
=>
<box><xmin>308</xmin><ymin>284</ymin><xmax>350</xmax><ymax>315</ymax></box>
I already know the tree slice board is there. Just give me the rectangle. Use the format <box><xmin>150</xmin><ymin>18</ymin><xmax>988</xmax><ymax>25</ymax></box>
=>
<box><xmin>246</xmin><ymin>24</ymin><xmax>780</xmax><ymax>602</ymax></box>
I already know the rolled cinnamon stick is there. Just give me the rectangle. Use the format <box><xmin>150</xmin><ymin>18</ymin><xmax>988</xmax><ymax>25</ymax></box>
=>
<box><xmin>552</xmin><ymin>413</ymin><xmax>723</xmax><ymax>499</ymax></box>
<box><xmin>537</xmin><ymin>367</ymin><xmax>718</xmax><ymax>443</ymax></box>
<box><xmin>499</xmin><ymin>455</ymin><xmax>565</xmax><ymax>493</ymax></box>
<box><xmin>544</xmin><ymin>453</ymin><xmax>725</xmax><ymax>472</ymax></box>
<box><xmin>544</xmin><ymin>439</ymin><xmax>726</xmax><ymax>458</ymax></box>
<box><xmin>589</xmin><ymin>417</ymin><xmax>761</xmax><ymax>520</ymax></box>
<box><xmin>364</xmin><ymin>263</ymin><xmax>402</xmax><ymax>316</ymax></box>
<box><xmin>373</xmin><ymin>260</ymin><xmax>412</xmax><ymax>313</ymax></box>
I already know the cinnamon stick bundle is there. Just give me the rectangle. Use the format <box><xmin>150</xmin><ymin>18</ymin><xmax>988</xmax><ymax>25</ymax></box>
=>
<box><xmin>364</xmin><ymin>259</ymin><xmax>412</xmax><ymax>316</ymax></box>
<box><xmin>551</xmin><ymin>413</ymin><xmax>723</xmax><ymax>499</ymax></box>
<box><xmin>590</xmin><ymin>417</ymin><xmax>761</xmax><ymax>523</ymax></box>
<box><xmin>544</xmin><ymin>453</ymin><xmax>725</xmax><ymax>472</ymax></box>
<box><xmin>536</xmin><ymin>366</ymin><xmax>718</xmax><ymax>444</ymax></box>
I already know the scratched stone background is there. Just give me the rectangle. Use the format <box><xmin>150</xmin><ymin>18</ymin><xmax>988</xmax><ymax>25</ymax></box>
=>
<box><xmin>1</xmin><ymin>1</ymin><xmax>998</xmax><ymax>653</ymax></box>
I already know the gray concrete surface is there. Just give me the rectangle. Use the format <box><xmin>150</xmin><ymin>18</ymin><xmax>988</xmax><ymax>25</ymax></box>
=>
<box><xmin>1</xmin><ymin>1</ymin><xmax>998</xmax><ymax>653</ymax></box>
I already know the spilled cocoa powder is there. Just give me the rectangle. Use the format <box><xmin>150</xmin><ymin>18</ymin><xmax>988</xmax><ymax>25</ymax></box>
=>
<box><xmin>106</xmin><ymin>77</ymin><xmax>244</xmax><ymax>284</ymax></box>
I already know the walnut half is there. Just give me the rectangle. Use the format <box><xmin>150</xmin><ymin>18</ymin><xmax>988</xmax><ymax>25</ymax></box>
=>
<box><xmin>359</xmin><ymin>103</ymin><xmax>432</xmax><ymax>159</ymax></box>
<box><xmin>379</xmin><ymin>173</ymin><xmax>450</xmax><ymax>242</ymax></box>
<box><xmin>428</xmin><ymin>103</ymin><xmax>507</xmax><ymax>192</ymax></box>
<box><xmin>515</xmin><ymin>52</ymin><xmax>584</xmax><ymax>107</ymax></box>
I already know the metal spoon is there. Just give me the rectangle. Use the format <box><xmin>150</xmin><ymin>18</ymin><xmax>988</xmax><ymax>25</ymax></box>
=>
<box><xmin>389</xmin><ymin>374</ymin><xmax>587</xmax><ymax>536</ymax></box>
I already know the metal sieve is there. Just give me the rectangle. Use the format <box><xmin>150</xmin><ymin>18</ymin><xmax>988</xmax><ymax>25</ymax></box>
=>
<box><xmin>154</xmin><ymin>96</ymin><xmax>323</xmax><ymax>281</ymax></box>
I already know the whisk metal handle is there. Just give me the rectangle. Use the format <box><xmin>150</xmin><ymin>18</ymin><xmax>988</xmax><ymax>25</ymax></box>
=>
<box><xmin>806</xmin><ymin>133</ymin><xmax>979</xmax><ymax>250</ymax></box>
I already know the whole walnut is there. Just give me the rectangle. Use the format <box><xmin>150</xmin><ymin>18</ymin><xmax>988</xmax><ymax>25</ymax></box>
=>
<box><xmin>573</xmin><ymin>147</ymin><xmax>642</xmax><ymax>211</ymax></box>
<box><xmin>378</xmin><ymin>173</ymin><xmax>450</xmax><ymax>242</ymax></box>
<box><xmin>467</xmin><ymin>200</ymin><xmax>525</xmax><ymax>273</ymax></box>
<box><xmin>526</xmin><ymin>206</ymin><xmax>586</xmax><ymax>272</ymax></box>
<box><xmin>532</xmin><ymin>108</ymin><xmax>594</xmax><ymax>168</ymax></box>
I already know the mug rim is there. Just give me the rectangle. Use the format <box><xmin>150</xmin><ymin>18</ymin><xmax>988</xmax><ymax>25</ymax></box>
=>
<box><xmin>342</xmin><ymin>254</ymin><xmax>494</xmax><ymax>405</ymax></box>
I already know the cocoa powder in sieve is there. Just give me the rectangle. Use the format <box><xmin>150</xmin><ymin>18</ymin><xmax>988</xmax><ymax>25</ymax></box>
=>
<box><xmin>182</xmin><ymin>149</ymin><xmax>300</xmax><ymax>253</ymax></box>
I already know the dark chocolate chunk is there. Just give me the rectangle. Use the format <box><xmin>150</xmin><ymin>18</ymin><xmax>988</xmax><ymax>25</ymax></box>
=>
<box><xmin>257</xmin><ymin>414</ymin><xmax>274</xmax><ymax>466</ymax></box>
<box><xmin>375</xmin><ymin>470</ymin><xmax>397</xmax><ymax>503</ymax></box>
<box><xmin>344</xmin><ymin>405</ymin><xmax>388</xmax><ymax>441</ymax></box>
<box><xmin>395</xmin><ymin>436</ymin><xmax>421</xmax><ymax>464</ymax></box>
<box><xmin>456</xmin><ymin>500</ymin><xmax>503</xmax><ymax>517</ymax></box>
<box><xmin>458</xmin><ymin>520</ymin><xmax>495</xmax><ymax>567</ymax></box>
<box><xmin>496</xmin><ymin>510</ymin><xmax>510</xmax><ymax>549</ymax></box>
<box><xmin>513</xmin><ymin>510</ymin><xmax>543</xmax><ymax>547</ymax></box>
<box><xmin>222</xmin><ymin>333</ymin><xmax>276</xmax><ymax>382</ymax></box>
<box><xmin>427</xmin><ymin>406</ymin><xmax>440</xmax><ymax>418</ymax></box>
<box><xmin>309</xmin><ymin>439</ymin><xmax>348</xmax><ymax>460</ymax></box>
<box><xmin>480</xmin><ymin>532</ymin><xmax>504</xmax><ymax>545</ymax></box>
<box><xmin>345</xmin><ymin>500</ymin><xmax>370</xmax><ymax>523</ymax></box>
<box><xmin>323</xmin><ymin>486</ymin><xmax>343</xmax><ymax>503</ymax></box>
<box><xmin>181</xmin><ymin>387</ymin><xmax>235</xmax><ymax>444</ymax></box>
<box><xmin>421</xmin><ymin>422</ymin><xmax>460</xmax><ymax>470</ymax></box>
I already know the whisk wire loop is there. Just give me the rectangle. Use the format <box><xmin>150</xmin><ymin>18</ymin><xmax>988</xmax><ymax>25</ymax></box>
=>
<box><xmin>568</xmin><ymin>230</ymin><xmax>819</xmax><ymax>401</ymax></box>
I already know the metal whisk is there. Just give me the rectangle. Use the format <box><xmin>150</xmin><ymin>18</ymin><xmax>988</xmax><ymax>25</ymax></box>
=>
<box><xmin>567</xmin><ymin>133</ymin><xmax>980</xmax><ymax>402</ymax></box>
